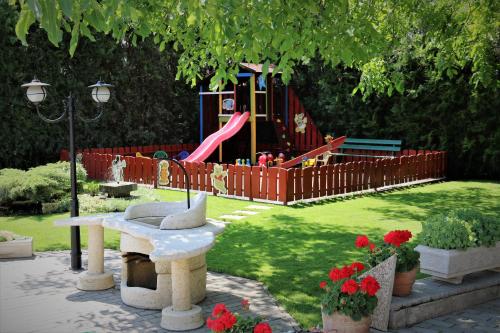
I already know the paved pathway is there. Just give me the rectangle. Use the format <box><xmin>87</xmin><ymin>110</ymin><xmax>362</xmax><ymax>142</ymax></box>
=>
<box><xmin>219</xmin><ymin>204</ymin><xmax>272</xmax><ymax>221</ymax></box>
<box><xmin>383</xmin><ymin>298</ymin><xmax>500</xmax><ymax>333</ymax></box>
<box><xmin>1</xmin><ymin>250</ymin><xmax>498</xmax><ymax>333</ymax></box>
<box><xmin>0</xmin><ymin>250</ymin><xmax>298</xmax><ymax>333</ymax></box>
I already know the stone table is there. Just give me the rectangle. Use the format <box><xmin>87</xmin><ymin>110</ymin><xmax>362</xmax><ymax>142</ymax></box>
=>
<box><xmin>55</xmin><ymin>213</ymin><xmax>225</xmax><ymax>331</ymax></box>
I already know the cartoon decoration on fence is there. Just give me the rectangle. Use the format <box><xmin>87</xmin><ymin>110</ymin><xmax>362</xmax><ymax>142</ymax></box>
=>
<box><xmin>157</xmin><ymin>160</ymin><xmax>170</xmax><ymax>186</ymax></box>
<box><xmin>294</xmin><ymin>113</ymin><xmax>307</xmax><ymax>133</ymax></box>
<box><xmin>210</xmin><ymin>163</ymin><xmax>228</xmax><ymax>194</ymax></box>
<box><xmin>111</xmin><ymin>155</ymin><xmax>126</xmax><ymax>183</ymax></box>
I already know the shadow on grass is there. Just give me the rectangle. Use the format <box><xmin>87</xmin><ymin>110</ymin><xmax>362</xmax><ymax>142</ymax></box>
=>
<box><xmin>365</xmin><ymin>186</ymin><xmax>500</xmax><ymax>222</ymax></box>
<box><xmin>207</xmin><ymin>213</ymin><xmax>387</xmax><ymax>326</ymax></box>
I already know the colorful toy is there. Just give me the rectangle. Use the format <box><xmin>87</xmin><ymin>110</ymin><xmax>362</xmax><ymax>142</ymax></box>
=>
<box><xmin>267</xmin><ymin>153</ymin><xmax>274</xmax><ymax>167</ymax></box>
<box><xmin>275</xmin><ymin>153</ymin><xmax>285</xmax><ymax>166</ymax></box>
<box><xmin>235</xmin><ymin>158</ymin><xmax>241</xmax><ymax>166</ymax></box>
<box><xmin>258</xmin><ymin>154</ymin><xmax>267</xmax><ymax>167</ymax></box>
<box><xmin>246</xmin><ymin>159</ymin><xmax>251</xmax><ymax>166</ymax></box>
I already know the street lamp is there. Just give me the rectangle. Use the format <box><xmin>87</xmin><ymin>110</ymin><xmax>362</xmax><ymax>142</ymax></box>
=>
<box><xmin>21</xmin><ymin>77</ymin><xmax>113</xmax><ymax>270</ymax></box>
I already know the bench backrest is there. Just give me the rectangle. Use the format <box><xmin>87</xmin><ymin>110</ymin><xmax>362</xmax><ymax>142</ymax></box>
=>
<box><xmin>340</xmin><ymin>138</ymin><xmax>402</xmax><ymax>152</ymax></box>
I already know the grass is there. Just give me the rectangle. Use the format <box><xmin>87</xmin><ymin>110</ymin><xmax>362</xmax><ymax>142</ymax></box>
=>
<box><xmin>1</xmin><ymin>180</ymin><xmax>499</xmax><ymax>328</ymax></box>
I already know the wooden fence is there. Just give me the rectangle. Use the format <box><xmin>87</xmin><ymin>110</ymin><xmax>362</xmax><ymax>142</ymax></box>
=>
<box><xmin>79</xmin><ymin>150</ymin><xmax>447</xmax><ymax>205</ymax></box>
<box><xmin>60</xmin><ymin>143</ymin><xmax>199</xmax><ymax>161</ymax></box>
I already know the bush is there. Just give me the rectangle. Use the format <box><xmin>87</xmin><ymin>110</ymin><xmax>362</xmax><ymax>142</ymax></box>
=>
<box><xmin>0</xmin><ymin>162</ymin><xmax>87</xmax><ymax>207</ymax></box>
<box><xmin>83</xmin><ymin>182</ymin><xmax>101</xmax><ymax>196</ymax></box>
<box><xmin>419</xmin><ymin>209</ymin><xmax>500</xmax><ymax>250</ymax></box>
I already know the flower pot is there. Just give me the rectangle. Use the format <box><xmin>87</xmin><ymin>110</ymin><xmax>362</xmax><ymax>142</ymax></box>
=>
<box><xmin>416</xmin><ymin>242</ymin><xmax>500</xmax><ymax>284</ymax></box>
<box><xmin>393</xmin><ymin>265</ymin><xmax>418</xmax><ymax>297</ymax></box>
<box><xmin>322</xmin><ymin>312</ymin><xmax>371</xmax><ymax>333</ymax></box>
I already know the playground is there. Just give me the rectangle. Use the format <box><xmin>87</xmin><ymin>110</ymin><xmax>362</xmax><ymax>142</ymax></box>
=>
<box><xmin>61</xmin><ymin>64</ymin><xmax>447</xmax><ymax>205</ymax></box>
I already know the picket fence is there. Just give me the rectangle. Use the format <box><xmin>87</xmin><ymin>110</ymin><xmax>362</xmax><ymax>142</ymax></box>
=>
<box><xmin>78</xmin><ymin>150</ymin><xmax>447</xmax><ymax>205</ymax></box>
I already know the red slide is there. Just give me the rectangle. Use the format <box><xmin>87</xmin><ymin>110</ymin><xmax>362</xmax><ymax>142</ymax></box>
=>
<box><xmin>185</xmin><ymin>112</ymin><xmax>250</xmax><ymax>163</ymax></box>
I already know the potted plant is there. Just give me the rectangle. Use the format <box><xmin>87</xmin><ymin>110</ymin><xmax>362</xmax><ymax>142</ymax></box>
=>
<box><xmin>0</xmin><ymin>230</ymin><xmax>33</xmax><ymax>258</ymax></box>
<box><xmin>416</xmin><ymin>209</ymin><xmax>500</xmax><ymax>284</ymax></box>
<box><xmin>355</xmin><ymin>230</ymin><xmax>420</xmax><ymax>296</ymax></box>
<box><xmin>207</xmin><ymin>300</ymin><xmax>273</xmax><ymax>333</ymax></box>
<box><xmin>319</xmin><ymin>262</ymin><xmax>381</xmax><ymax>333</ymax></box>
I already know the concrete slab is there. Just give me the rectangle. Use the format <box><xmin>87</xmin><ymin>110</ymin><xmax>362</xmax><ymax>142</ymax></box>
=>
<box><xmin>233</xmin><ymin>210</ymin><xmax>259</xmax><ymax>215</ymax></box>
<box><xmin>246</xmin><ymin>205</ymin><xmax>272</xmax><ymax>210</ymax></box>
<box><xmin>219</xmin><ymin>215</ymin><xmax>247</xmax><ymax>220</ymax></box>
<box><xmin>0</xmin><ymin>250</ymin><xmax>299</xmax><ymax>333</ymax></box>
<box><xmin>389</xmin><ymin>271</ymin><xmax>500</xmax><ymax>329</ymax></box>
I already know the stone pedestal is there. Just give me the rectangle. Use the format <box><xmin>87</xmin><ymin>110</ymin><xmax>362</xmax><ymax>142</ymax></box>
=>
<box><xmin>77</xmin><ymin>225</ymin><xmax>115</xmax><ymax>291</ymax></box>
<box><xmin>99</xmin><ymin>182</ymin><xmax>137</xmax><ymax>198</ymax></box>
<box><xmin>161</xmin><ymin>259</ymin><xmax>204</xmax><ymax>331</ymax></box>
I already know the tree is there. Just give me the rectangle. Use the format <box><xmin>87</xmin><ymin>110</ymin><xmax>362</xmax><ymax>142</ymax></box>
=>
<box><xmin>11</xmin><ymin>0</ymin><xmax>499</xmax><ymax>94</ymax></box>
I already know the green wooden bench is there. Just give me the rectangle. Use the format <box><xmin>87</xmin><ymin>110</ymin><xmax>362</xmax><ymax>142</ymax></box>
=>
<box><xmin>335</xmin><ymin>138</ymin><xmax>402</xmax><ymax>158</ymax></box>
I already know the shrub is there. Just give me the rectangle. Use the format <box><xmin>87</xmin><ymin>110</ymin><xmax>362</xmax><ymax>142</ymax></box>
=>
<box><xmin>0</xmin><ymin>162</ymin><xmax>87</xmax><ymax>206</ymax></box>
<box><xmin>419</xmin><ymin>209</ymin><xmax>500</xmax><ymax>250</ymax></box>
<box><xmin>83</xmin><ymin>182</ymin><xmax>101</xmax><ymax>196</ymax></box>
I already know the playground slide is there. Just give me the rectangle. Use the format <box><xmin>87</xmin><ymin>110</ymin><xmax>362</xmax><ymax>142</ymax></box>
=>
<box><xmin>280</xmin><ymin>136</ymin><xmax>347</xmax><ymax>168</ymax></box>
<box><xmin>185</xmin><ymin>112</ymin><xmax>250</xmax><ymax>163</ymax></box>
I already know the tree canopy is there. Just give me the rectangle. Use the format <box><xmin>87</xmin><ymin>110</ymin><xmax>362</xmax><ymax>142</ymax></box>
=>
<box><xmin>12</xmin><ymin>0</ymin><xmax>499</xmax><ymax>94</ymax></box>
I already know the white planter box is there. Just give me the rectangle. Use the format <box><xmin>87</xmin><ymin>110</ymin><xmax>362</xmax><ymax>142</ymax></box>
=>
<box><xmin>0</xmin><ymin>238</ymin><xmax>33</xmax><ymax>259</ymax></box>
<box><xmin>416</xmin><ymin>241</ymin><xmax>500</xmax><ymax>284</ymax></box>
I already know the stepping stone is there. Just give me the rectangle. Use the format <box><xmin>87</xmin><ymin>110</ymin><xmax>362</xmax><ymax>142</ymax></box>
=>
<box><xmin>246</xmin><ymin>205</ymin><xmax>272</xmax><ymax>210</ymax></box>
<box><xmin>219</xmin><ymin>215</ymin><xmax>246</xmax><ymax>220</ymax></box>
<box><xmin>233</xmin><ymin>210</ymin><xmax>259</xmax><ymax>215</ymax></box>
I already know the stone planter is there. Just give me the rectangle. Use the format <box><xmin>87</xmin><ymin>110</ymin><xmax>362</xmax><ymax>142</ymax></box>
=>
<box><xmin>0</xmin><ymin>237</ymin><xmax>33</xmax><ymax>258</ymax></box>
<box><xmin>416</xmin><ymin>242</ymin><xmax>500</xmax><ymax>284</ymax></box>
<box><xmin>322</xmin><ymin>312</ymin><xmax>371</xmax><ymax>333</ymax></box>
<box><xmin>393</xmin><ymin>265</ymin><xmax>418</xmax><ymax>296</ymax></box>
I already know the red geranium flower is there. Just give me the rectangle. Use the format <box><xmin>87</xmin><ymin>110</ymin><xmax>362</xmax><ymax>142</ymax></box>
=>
<box><xmin>219</xmin><ymin>311</ymin><xmax>237</xmax><ymax>329</ymax></box>
<box><xmin>329</xmin><ymin>267</ymin><xmax>343</xmax><ymax>281</ymax></box>
<box><xmin>350</xmin><ymin>262</ymin><xmax>365</xmax><ymax>272</ymax></box>
<box><xmin>340</xmin><ymin>279</ymin><xmax>359</xmax><ymax>295</ymax></box>
<box><xmin>241</xmin><ymin>298</ymin><xmax>250</xmax><ymax>310</ymax></box>
<box><xmin>384</xmin><ymin>230</ymin><xmax>412</xmax><ymax>247</ymax></box>
<box><xmin>319</xmin><ymin>281</ymin><xmax>327</xmax><ymax>289</ymax></box>
<box><xmin>254</xmin><ymin>322</ymin><xmax>273</xmax><ymax>333</ymax></box>
<box><xmin>360</xmin><ymin>275</ymin><xmax>380</xmax><ymax>296</ymax></box>
<box><xmin>212</xmin><ymin>303</ymin><xmax>228</xmax><ymax>317</ymax></box>
<box><xmin>369</xmin><ymin>242</ymin><xmax>376</xmax><ymax>251</ymax></box>
<box><xmin>355</xmin><ymin>235</ymin><xmax>370</xmax><ymax>248</ymax></box>
<box><xmin>207</xmin><ymin>317</ymin><xmax>225</xmax><ymax>332</ymax></box>
<box><xmin>340</xmin><ymin>265</ymin><xmax>354</xmax><ymax>279</ymax></box>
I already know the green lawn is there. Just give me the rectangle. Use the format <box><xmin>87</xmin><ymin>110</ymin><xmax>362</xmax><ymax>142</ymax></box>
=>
<box><xmin>1</xmin><ymin>181</ymin><xmax>499</xmax><ymax>328</ymax></box>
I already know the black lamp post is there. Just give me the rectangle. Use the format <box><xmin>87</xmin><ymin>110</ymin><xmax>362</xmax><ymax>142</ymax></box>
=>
<box><xmin>21</xmin><ymin>78</ymin><xmax>113</xmax><ymax>270</ymax></box>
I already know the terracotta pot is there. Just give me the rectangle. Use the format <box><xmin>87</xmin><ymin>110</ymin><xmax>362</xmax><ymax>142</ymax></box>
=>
<box><xmin>322</xmin><ymin>311</ymin><xmax>371</xmax><ymax>333</ymax></box>
<box><xmin>393</xmin><ymin>265</ymin><xmax>418</xmax><ymax>296</ymax></box>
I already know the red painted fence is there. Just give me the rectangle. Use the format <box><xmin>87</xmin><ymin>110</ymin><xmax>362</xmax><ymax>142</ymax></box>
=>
<box><xmin>78</xmin><ymin>150</ymin><xmax>447</xmax><ymax>205</ymax></box>
<box><xmin>60</xmin><ymin>143</ymin><xmax>199</xmax><ymax>161</ymax></box>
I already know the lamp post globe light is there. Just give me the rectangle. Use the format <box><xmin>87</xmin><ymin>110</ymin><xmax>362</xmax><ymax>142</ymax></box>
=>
<box><xmin>21</xmin><ymin>77</ymin><xmax>113</xmax><ymax>270</ymax></box>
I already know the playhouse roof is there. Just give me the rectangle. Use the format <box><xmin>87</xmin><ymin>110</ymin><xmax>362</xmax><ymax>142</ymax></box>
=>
<box><xmin>239</xmin><ymin>63</ymin><xmax>278</xmax><ymax>73</ymax></box>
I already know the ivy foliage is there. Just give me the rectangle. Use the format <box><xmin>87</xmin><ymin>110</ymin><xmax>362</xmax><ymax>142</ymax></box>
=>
<box><xmin>10</xmin><ymin>0</ymin><xmax>499</xmax><ymax>94</ymax></box>
<box><xmin>419</xmin><ymin>209</ymin><xmax>500</xmax><ymax>250</ymax></box>
<box><xmin>0</xmin><ymin>2</ymin><xmax>197</xmax><ymax>169</ymax></box>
